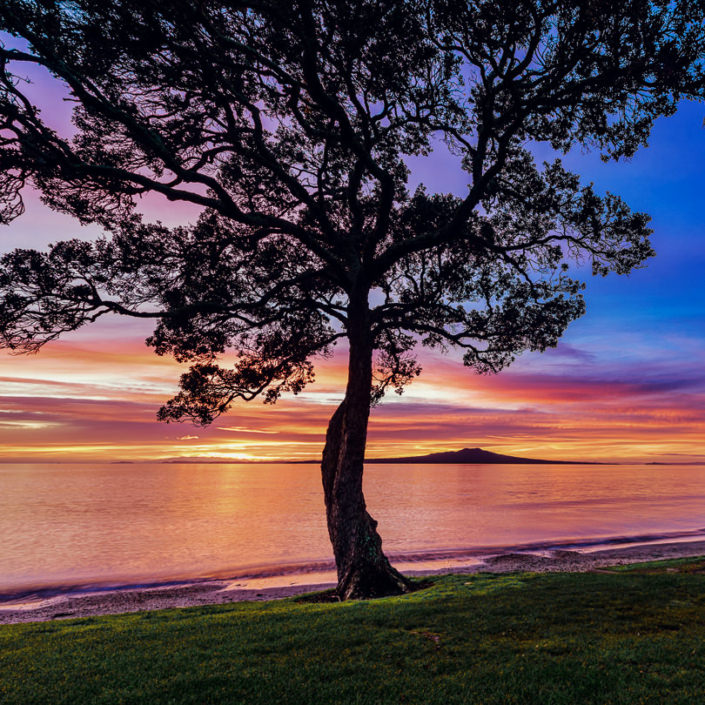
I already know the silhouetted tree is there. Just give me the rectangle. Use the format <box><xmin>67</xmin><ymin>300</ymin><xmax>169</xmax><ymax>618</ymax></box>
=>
<box><xmin>1</xmin><ymin>1</ymin><xmax>703</xmax><ymax>598</ymax></box>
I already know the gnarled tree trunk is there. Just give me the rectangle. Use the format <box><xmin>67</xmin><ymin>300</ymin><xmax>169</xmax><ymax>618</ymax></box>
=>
<box><xmin>320</xmin><ymin>304</ymin><xmax>410</xmax><ymax>600</ymax></box>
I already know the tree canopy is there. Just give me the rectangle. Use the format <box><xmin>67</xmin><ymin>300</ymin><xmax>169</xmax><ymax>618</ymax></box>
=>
<box><xmin>1</xmin><ymin>0</ymin><xmax>704</xmax><ymax>598</ymax></box>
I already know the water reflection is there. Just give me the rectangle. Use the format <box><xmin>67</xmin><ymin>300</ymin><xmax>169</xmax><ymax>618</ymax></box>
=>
<box><xmin>1</xmin><ymin>462</ymin><xmax>704</xmax><ymax>591</ymax></box>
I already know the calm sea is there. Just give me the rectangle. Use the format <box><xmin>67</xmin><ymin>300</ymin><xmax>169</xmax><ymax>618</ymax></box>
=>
<box><xmin>1</xmin><ymin>462</ymin><xmax>704</xmax><ymax>594</ymax></box>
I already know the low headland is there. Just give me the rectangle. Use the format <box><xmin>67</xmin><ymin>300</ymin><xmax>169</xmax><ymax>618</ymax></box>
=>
<box><xmin>364</xmin><ymin>446</ymin><xmax>602</xmax><ymax>464</ymax></box>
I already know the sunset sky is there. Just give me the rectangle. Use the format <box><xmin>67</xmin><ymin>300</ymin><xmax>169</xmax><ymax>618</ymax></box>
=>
<box><xmin>0</xmin><ymin>56</ymin><xmax>704</xmax><ymax>464</ymax></box>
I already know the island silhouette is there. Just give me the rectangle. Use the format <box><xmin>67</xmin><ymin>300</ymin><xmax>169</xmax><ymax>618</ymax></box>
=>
<box><xmin>364</xmin><ymin>447</ymin><xmax>599</xmax><ymax>464</ymax></box>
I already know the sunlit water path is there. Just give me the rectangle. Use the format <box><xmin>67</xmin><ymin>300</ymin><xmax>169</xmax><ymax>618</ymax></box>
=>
<box><xmin>1</xmin><ymin>462</ymin><xmax>704</xmax><ymax>594</ymax></box>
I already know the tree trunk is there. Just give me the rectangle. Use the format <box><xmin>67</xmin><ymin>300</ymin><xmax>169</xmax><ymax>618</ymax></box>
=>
<box><xmin>320</xmin><ymin>307</ymin><xmax>411</xmax><ymax>600</ymax></box>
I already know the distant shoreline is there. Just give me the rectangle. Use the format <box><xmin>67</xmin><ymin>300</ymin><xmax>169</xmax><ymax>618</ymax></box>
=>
<box><xmin>162</xmin><ymin>447</ymin><xmax>605</xmax><ymax>465</ymax></box>
<box><xmin>2</xmin><ymin>456</ymin><xmax>703</xmax><ymax>465</ymax></box>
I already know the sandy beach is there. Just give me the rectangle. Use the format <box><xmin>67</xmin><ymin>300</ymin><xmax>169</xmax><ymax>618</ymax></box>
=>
<box><xmin>2</xmin><ymin>539</ymin><xmax>703</xmax><ymax>625</ymax></box>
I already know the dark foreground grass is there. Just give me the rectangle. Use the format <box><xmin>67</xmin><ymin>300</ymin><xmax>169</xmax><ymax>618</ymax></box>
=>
<box><xmin>2</xmin><ymin>560</ymin><xmax>705</xmax><ymax>705</ymax></box>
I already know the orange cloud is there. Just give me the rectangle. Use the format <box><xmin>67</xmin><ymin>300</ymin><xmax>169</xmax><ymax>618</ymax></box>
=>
<box><xmin>0</xmin><ymin>334</ymin><xmax>703</xmax><ymax>464</ymax></box>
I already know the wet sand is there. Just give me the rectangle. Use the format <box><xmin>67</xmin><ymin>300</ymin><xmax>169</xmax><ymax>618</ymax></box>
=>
<box><xmin>2</xmin><ymin>539</ymin><xmax>704</xmax><ymax>625</ymax></box>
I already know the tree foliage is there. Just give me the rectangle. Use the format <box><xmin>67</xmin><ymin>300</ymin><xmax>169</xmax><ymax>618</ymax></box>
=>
<box><xmin>0</xmin><ymin>0</ymin><xmax>703</xmax><ymax>419</ymax></box>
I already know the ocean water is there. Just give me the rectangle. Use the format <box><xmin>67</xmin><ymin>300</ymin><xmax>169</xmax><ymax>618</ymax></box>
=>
<box><xmin>1</xmin><ymin>462</ymin><xmax>704</xmax><ymax>594</ymax></box>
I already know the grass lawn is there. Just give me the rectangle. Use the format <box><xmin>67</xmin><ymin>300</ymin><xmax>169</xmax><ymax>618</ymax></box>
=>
<box><xmin>2</xmin><ymin>558</ymin><xmax>705</xmax><ymax>704</ymax></box>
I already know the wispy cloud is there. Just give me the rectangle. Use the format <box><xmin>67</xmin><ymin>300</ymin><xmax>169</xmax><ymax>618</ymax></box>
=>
<box><xmin>218</xmin><ymin>426</ymin><xmax>279</xmax><ymax>435</ymax></box>
<box><xmin>0</xmin><ymin>333</ymin><xmax>703</xmax><ymax>463</ymax></box>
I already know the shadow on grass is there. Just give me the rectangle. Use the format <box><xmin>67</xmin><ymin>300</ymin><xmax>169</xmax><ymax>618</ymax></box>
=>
<box><xmin>294</xmin><ymin>578</ymin><xmax>435</xmax><ymax>603</ymax></box>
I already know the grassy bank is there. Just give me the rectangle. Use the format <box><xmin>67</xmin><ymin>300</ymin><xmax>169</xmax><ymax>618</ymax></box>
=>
<box><xmin>2</xmin><ymin>559</ymin><xmax>705</xmax><ymax>705</ymax></box>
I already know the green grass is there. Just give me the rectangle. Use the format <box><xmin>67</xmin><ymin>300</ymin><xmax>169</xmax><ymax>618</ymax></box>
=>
<box><xmin>2</xmin><ymin>560</ymin><xmax>705</xmax><ymax>704</ymax></box>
